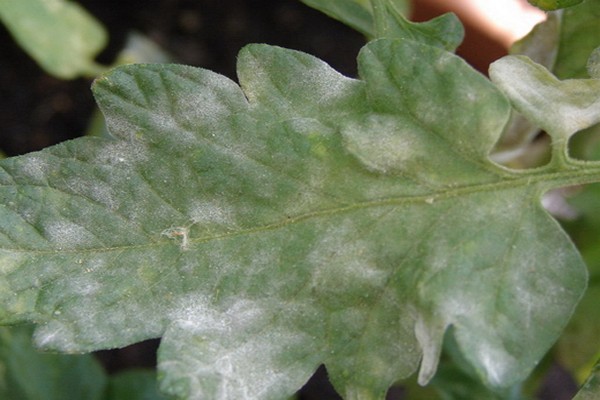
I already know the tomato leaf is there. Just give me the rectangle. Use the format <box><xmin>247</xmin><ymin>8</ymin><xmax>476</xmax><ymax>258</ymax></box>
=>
<box><xmin>0</xmin><ymin>38</ymin><xmax>598</xmax><ymax>399</ymax></box>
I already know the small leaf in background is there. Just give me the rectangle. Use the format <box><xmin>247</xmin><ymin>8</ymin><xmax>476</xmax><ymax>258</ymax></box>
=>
<box><xmin>557</xmin><ymin>182</ymin><xmax>600</xmax><ymax>380</ymax></box>
<box><xmin>512</xmin><ymin>0</ymin><xmax>600</xmax><ymax>79</ymax></box>
<box><xmin>299</xmin><ymin>0</ymin><xmax>462</xmax><ymax>51</ymax></box>
<box><xmin>527</xmin><ymin>0</ymin><xmax>584</xmax><ymax>11</ymax></box>
<box><xmin>370</xmin><ymin>0</ymin><xmax>463</xmax><ymax>51</ymax></box>
<box><xmin>553</xmin><ymin>0</ymin><xmax>600</xmax><ymax>79</ymax></box>
<box><xmin>573</xmin><ymin>358</ymin><xmax>600</xmax><ymax>400</ymax></box>
<box><xmin>587</xmin><ymin>46</ymin><xmax>600</xmax><ymax>78</ymax></box>
<box><xmin>0</xmin><ymin>0</ymin><xmax>107</xmax><ymax>79</ymax></box>
<box><xmin>107</xmin><ymin>370</ymin><xmax>169</xmax><ymax>400</ymax></box>
<box><xmin>493</xmin><ymin>13</ymin><xmax>560</xmax><ymax>165</ymax></box>
<box><xmin>299</xmin><ymin>0</ymin><xmax>378</xmax><ymax>38</ymax></box>
<box><xmin>493</xmin><ymin>0</ymin><xmax>600</xmax><ymax>167</ymax></box>
<box><xmin>506</xmin><ymin>0</ymin><xmax>600</xmax><ymax>387</ymax></box>
<box><xmin>510</xmin><ymin>12</ymin><xmax>561</xmax><ymax>69</ymax></box>
<box><xmin>0</xmin><ymin>325</ymin><xmax>167</xmax><ymax>400</ymax></box>
<box><xmin>0</xmin><ymin>325</ymin><xmax>106</xmax><ymax>400</ymax></box>
<box><xmin>489</xmin><ymin>56</ymin><xmax>600</xmax><ymax>143</ymax></box>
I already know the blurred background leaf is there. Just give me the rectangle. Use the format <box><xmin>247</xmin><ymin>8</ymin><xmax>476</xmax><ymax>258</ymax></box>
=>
<box><xmin>0</xmin><ymin>0</ymin><xmax>108</xmax><ymax>79</ymax></box>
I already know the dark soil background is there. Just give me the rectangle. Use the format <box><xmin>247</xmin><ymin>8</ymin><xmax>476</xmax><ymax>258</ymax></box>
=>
<box><xmin>0</xmin><ymin>0</ymin><xmax>367</xmax><ymax>157</ymax></box>
<box><xmin>0</xmin><ymin>1</ymin><xmax>576</xmax><ymax>399</ymax></box>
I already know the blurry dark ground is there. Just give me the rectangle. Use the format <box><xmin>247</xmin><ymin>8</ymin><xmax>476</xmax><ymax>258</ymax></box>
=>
<box><xmin>0</xmin><ymin>0</ymin><xmax>576</xmax><ymax>399</ymax></box>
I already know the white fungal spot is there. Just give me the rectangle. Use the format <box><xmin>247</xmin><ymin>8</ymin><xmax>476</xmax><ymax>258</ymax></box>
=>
<box><xmin>341</xmin><ymin>114</ymin><xmax>427</xmax><ymax>174</ymax></box>
<box><xmin>188</xmin><ymin>201</ymin><xmax>235</xmax><ymax>227</ymax></box>
<box><xmin>19</xmin><ymin>155</ymin><xmax>52</xmax><ymax>182</ymax></box>
<box><xmin>164</xmin><ymin>295</ymin><xmax>313</xmax><ymax>400</ymax></box>
<box><xmin>475</xmin><ymin>342</ymin><xmax>516</xmax><ymax>386</ymax></box>
<box><xmin>65</xmin><ymin>177</ymin><xmax>119</xmax><ymax>210</ymax></box>
<box><xmin>44</xmin><ymin>221</ymin><xmax>97</xmax><ymax>249</ymax></box>
<box><xmin>94</xmin><ymin>140</ymin><xmax>149</xmax><ymax>167</ymax></box>
<box><xmin>308</xmin><ymin>217</ymin><xmax>387</xmax><ymax>293</ymax></box>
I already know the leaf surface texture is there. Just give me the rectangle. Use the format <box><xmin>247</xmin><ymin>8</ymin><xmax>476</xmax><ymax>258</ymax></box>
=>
<box><xmin>0</xmin><ymin>39</ymin><xmax>593</xmax><ymax>399</ymax></box>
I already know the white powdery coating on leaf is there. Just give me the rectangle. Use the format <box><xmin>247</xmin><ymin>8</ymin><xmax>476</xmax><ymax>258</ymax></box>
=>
<box><xmin>188</xmin><ymin>200</ymin><xmax>236</xmax><ymax>227</ymax></box>
<box><xmin>296</xmin><ymin>65</ymin><xmax>356</xmax><ymax>107</ymax></box>
<box><xmin>65</xmin><ymin>176</ymin><xmax>119</xmax><ymax>211</ymax></box>
<box><xmin>341</xmin><ymin>114</ymin><xmax>426</xmax><ymax>174</ymax></box>
<box><xmin>35</xmin><ymin>258</ymin><xmax>167</xmax><ymax>352</ymax></box>
<box><xmin>168</xmin><ymin>294</ymin><xmax>227</xmax><ymax>333</ymax></box>
<box><xmin>169</xmin><ymin>295</ymin><xmax>269</xmax><ymax>334</ymax></box>
<box><xmin>34</xmin><ymin>322</ymin><xmax>72</xmax><ymax>350</ymax></box>
<box><xmin>43</xmin><ymin>221</ymin><xmax>97</xmax><ymax>248</ymax></box>
<box><xmin>308</xmin><ymin>217</ymin><xmax>386</xmax><ymax>290</ymax></box>
<box><xmin>93</xmin><ymin>140</ymin><xmax>149</xmax><ymax>167</ymax></box>
<box><xmin>18</xmin><ymin>155</ymin><xmax>53</xmax><ymax>182</ymax></box>
<box><xmin>475</xmin><ymin>342</ymin><xmax>518</xmax><ymax>387</ymax></box>
<box><xmin>438</xmin><ymin>293</ymin><xmax>477</xmax><ymax>321</ymax></box>
<box><xmin>165</xmin><ymin>296</ymin><xmax>311</xmax><ymax>400</ymax></box>
<box><xmin>0</xmin><ymin>251</ymin><xmax>27</xmax><ymax>274</ymax></box>
<box><xmin>65</xmin><ymin>274</ymin><xmax>102</xmax><ymax>296</ymax></box>
<box><xmin>172</xmin><ymin>74</ymin><xmax>242</xmax><ymax>127</ymax></box>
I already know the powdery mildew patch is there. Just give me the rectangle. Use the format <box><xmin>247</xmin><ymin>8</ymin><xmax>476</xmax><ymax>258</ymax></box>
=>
<box><xmin>93</xmin><ymin>139</ymin><xmax>149</xmax><ymax>168</ymax></box>
<box><xmin>163</xmin><ymin>295</ymin><xmax>317</xmax><ymax>400</ymax></box>
<box><xmin>64</xmin><ymin>176</ymin><xmax>119</xmax><ymax>211</ymax></box>
<box><xmin>43</xmin><ymin>221</ymin><xmax>98</xmax><ymax>249</ymax></box>
<box><xmin>17</xmin><ymin>155</ymin><xmax>53</xmax><ymax>183</ymax></box>
<box><xmin>308</xmin><ymin>216</ymin><xmax>387</xmax><ymax>295</ymax></box>
<box><xmin>342</xmin><ymin>114</ymin><xmax>431</xmax><ymax>175</ymax></box>
<box><xmin>188</xmin><ymin>200</ymin><xmax>237</xmax><ymax>228</ymax></box>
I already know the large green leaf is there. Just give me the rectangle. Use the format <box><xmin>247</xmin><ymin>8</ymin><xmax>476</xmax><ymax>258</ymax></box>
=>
<box><xmin>0</xmin><ymin>38</ymin><xmax>598</xmax><ymax>399</ymax></box>
<box><xmin>0</xmin><ymin>0</ymin><xmax>107</xmax><ymax>79</ymax></box>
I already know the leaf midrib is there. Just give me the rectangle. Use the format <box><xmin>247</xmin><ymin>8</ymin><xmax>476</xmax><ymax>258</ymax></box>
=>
<box><xmin>4</xmin><ymin>163</ymin><xmax>600</xmax><ymax>256</ymax></box>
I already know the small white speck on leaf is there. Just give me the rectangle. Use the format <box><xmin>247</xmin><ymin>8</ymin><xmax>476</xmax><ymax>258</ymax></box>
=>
<box><xmin>162</xmin><ymin>226</ymin><xmax>190</xmax><ymax>250</ymax></box>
